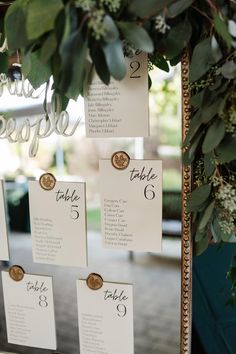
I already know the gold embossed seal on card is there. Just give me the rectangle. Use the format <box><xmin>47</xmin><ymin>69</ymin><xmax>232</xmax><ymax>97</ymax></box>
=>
<box><xmin>86</xmin><ymin>273</ymin><xmax>103</xmax><ymax>290</ymax></box>
<box><xmin>111</xmin><ymin>151</ymin><xmax>130</xmax><ymax>170</ymax></box>
<box><xmin>9</xmin><ymin>265</ymin><xmax>25</xmax><ymax>281</ymax></box>
<box><xmin>39</xmin><ymin>173</ymin><xmax>56</xmax><ymax>191</ymax></box>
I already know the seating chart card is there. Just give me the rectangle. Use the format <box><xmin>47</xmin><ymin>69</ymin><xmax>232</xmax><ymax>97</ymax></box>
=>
<box><xmin>84</xmin><ymin>52</ymin><xmax>149</xmax><ymax>137</ymax></box>
<box><xmin>2</xmin><ymin>271</ymin><xmax>56</xmax><ymax>350</ymax></box>
<box><xmin>100</xmin><ymin>159</ymin><xmax>162</xmax><ymax>252</ymax></box>
<box><xmin>29</xmin><ymin>180</ymin><xmax>87</xmax><ymax>267</ymax></box>
<box><xmin>77</xmin><ymin>278</ymin><xmax>134</xmax><ymax>354</ymax></box>
<box><xmin>0</xmin><ymin>180</ymin><xmax>9</xmax><ymax>261</ymax></box>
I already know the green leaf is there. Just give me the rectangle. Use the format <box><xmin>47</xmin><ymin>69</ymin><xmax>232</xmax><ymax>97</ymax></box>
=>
<box><xmin>202</xmin><ymin>119</ymin><xmax>225</xmax><ymax>154</ymax></box>
<box><xmin>129</xmin><ymin>0</ymin><xmax>175</xmax><ymax>17</ymax></box>
<box><xmin>204</xmin><ymin>152</ymin><xmax>215</xmax><ymax>177</ymax></box>
<box><xmin>118</xmin><ymin>22</ymin><xmax>153</xmax><ymax>53</ymax></box>
<box><xmin>0</xmin><ymin>52</ymin><xmax>8</xmax><ymax>74</ymax></box>
<box><xmin>195</xmin><ymin>228</ymin><xmax>206</xmax><ymax>242</ymax></box>
<box><xmin>199</xmin><ymin>201</ymin><xmax>215</xmax><ymax>230</ymax></box>
<box><xmin>103</xmin><ymin>15</ymin><xmax>119</xmax><ymax>43</ymax></box>
<box><xmin>213</xmin><ymin>13</ymin><xmax>232</xmax><ymax>49</ymax></box>
<box><xmin>190</xmin><ymin>37</ymin><xmax>219</xmax><ymax>82</ymax></box>
<box><xmin>187</xmin><ymin>184</ymin><xmax>211</xmax><ymax>212</ymax></box>
<box><xmin>27</xmin><ymin>0</ymin><xmax>63</xmax><ymax>40</ymax></box>
<box><xmin>167</xmin><ymin>0</ymin><xmax>194</xmax><ymax>17</ymax></box>
<box><xmin>183</xmin><ymin>130</ymin><xmax>203</xmax><ymax>165</ymax></box>
<box><xmin>190</xmin><ymin>91</ymin><xmax>204</xmax><ymax>108</ymax></box>
<box><xmin>90</xmin><ymin>44</ymin><xmax>110</xmax><ymax>85</ymax></box>
<box><xmin>59</xmin><ymin>30</ymin><xmax>88</xmax><ymax>99</ymax></box>
<box><xmin>40</xmin><ymin>32</ymin><xmax>57</xmax><ymax>63</ymax></box>
<box><xmin>5</xmin><ymin>0</ymin><xmax>29</xmax><ymax>50</ymax></box>
<box><xmin>164</xmin><ymin>18</ymin><xmax>192</xmax><ymax>59</ymax></box>
<box><xmin>103</xmin><ymin>39</ymin><xmax>126</xmax><ymax>80</ymax></box>
<box><xmin>211</xmin><ymin>36</ymin><xmax>222</xmax><ymax>63</ymax></box>
<box><xmin>221</xmin><ymin>61</ymin><xmax>236</xmax><ymax>79</ymax></box>
<box><xmin>210</xmin><ymin>216</ymin><xmax>221</xmax><ymax>242</ymax></box>
<box><xmin>21</xmin><ymin>52</ymin><xmax>32</xmax><ymax>77</ymax></box>
<box><xmin>216</xmin><ymin>135</ymin><xmax>236</xmax><ymax>163</ymax></box>
<box><xmin>194</xmin><ymin>236</ymin><xmax>209</xmax><ymax>256</ymax></box>
<box><xmin>150</xmin><ymin>53</ymin><xmax>169</xmax><ymax>72</ymax></box>
<box><xmin>222</xmin><ymin>232</ymin><xmax>236</xmax><ymax>242</ymax></box>
<box><xmin>27</xmin><ymin>51</ymin><xmax>51</xmax><ymax>89</ymax></box>
<box><xmin>200</xmin><ymin>96</ymin><xmax>226</xmax><ymax>123</ymax></box>
<box><xmin>183</xmin><ymin>110</ymin><xmax>202</xmax><ymax>146</ymax></box>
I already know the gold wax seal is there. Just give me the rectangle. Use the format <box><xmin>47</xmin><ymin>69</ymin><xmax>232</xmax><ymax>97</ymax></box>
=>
<box><xmin>9</xmin><ymin>265</ymin><xmax>25</xmax><ymax>281</ymax></box>
<box><xmin>39</xmin><ymin>173</ymin><xmax>56</xmax><ymax>191</ymax></box>
<box><xmin>86</xmin><ymin>273</ymin><xmax>103</xmax><ymax>290</ymax></box>
<box><xmin>111</xmin><ymin>151</ymin><xmax>130</xmax><ymax>170</ymax></box>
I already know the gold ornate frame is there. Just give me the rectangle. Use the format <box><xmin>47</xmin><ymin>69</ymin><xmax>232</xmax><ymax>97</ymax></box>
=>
<box><xmin>180</xmin><ymin>50</ymin><xmax>192</xmax><ymax>354</ymax></box>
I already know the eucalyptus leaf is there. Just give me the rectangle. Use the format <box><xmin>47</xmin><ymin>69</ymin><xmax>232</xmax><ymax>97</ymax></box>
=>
<box><xmin>211</xmin><ymin>36</ymin><xmax>222</xmax><ymax>63</ymax></box>
<box><xmin>204</xmin><ymin>152</ymin><xmax>215</xmax><ymax>177</ymax></box>
<box><xmin>150</xmin><ymin>53</ymin><xmax>169</xmax><ymax>72</ymax></box>
<box><xmin>90</xmin><ymin>44</ymin><xmax>110</xmax><ymax>85</ymax></box>
<box><xmin>215</xmin><ymin>135</ymin><xmax>236</xmax><ymax>163</ymax></box>
<box><xmin>187</xmin><ymin>184</ymin><xmax>211</xmax><ymax>212</ymax></box>
<box><xmin>167</xmin><ymin>0</ymin><xmax>194</xmax><ymax>18</ymax></box>
<box><xmin>103</xmin><ymin>39</ymin><xmax>126</xmax><ymax>80</ymax></box>
<box><xmin>190</xmin><ymin>37</ymin><xmax>219</xmax><ymax>82</ymax></box>
<box><xmin>103</xmin><ymin>15</ymin><xmax>119</xmax><ymax>44</ymax></box>
<box><xmin>163</xmin><ymin>18</ymin><xmax>192</xmax><ymax>59</ymax></box>
<box><xmin>221</xmin><ymin>61</ymin><xmax>236</xmax><ymax>79</ymax></box>
<box><xmin>200</xmin><ymin>96</ymin><xmax>226</xmax><ymax>123</ymax></box>
<box><xmin>199</xmin><ymin>201</ymin><xmax>215</xmax><ymax>230</ymax></box>
<box><xmin>59</xmin><ymin>30</ymin><xmax>88</xmax><ymax>99</ymax></box>
<box><xmin>40</xmin><ymin>33</ymin><xmax>57</xmax><ymax>63</ymax></box>
<box><xmin>213</xmin><ymin>13</ymin><xmax>232</xmax><ymax>49</ymax></box>
<box><xmin>202</xmin><ymin>119</ymin><xmax>225</xmax><ymax>154</ymax></box>
<box><xmin>5</xmin><ymin>0</ymin><xmax>29</xmax><ymax>50</ymax></box>
<box><xmin>128</xmin><ymin>0</ymin><xmax>175</xmax><ymax>18</ymax></box>
<box><xmin>194</xmin><ymin>236</ymin><xmax>209</xmax><ymax>256</ymax></box>
<box><xmin>21</xmin><ymin>52</ymin><xmax>32</xmax><ymax>77</ymax></box>
<box><xmin>221</xmin><ymin>232</ymin><xmax>236</xmax><ymax>242</ymax></box>
<box><xmin>195</xmin><ymin>228</ymin><xmax>206</xmax><ymax>242</ymax></box>
<box><xmin>183</xmin><ymin>130</ymin><xmax>203</xmax><ymax>165</ymax></box>
<box><xmin>183</xmin><ymin>110</ymin><xmax>202</xmax><ymax>147</ymax></box>
<box><xmin>190</xmin><ymin>91</ymin><xmax>204</xmax><ymax>108</ymax></box>
<box><xmin>27</xmin><ymin>0</ymin><xmax>63</xmax><ymax>40</ymax></box>
<box><xmin>210</xmin><ymin>216</ymin><xmax>221</xmax><ymax>242</ymax></box>
<box><xmin>27</xmin><ymin>51</ymin><xmax>51</xmax><ymax>89</ymax></box>
<box><xmin>118</xmin><ymin>22</ymin><xmax>153</xmax><ymax>53</ymax></box>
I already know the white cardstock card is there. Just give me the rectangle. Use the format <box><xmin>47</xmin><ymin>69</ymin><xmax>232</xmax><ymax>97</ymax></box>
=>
<box><xmin>100</xmin><ymin>159</ymin><xmax>162</xmax><ymax>252</ymax></box>
<box><xmin>0</xmin><ymin>180</ymin><xmax>9</xmax><ymax>261</ymax></box>
<box><xmin>29</xmin><ymin>180</ymin><xmax>87</xmax><ymax>267</ymax></box>
<box><xmin>84</xmin><ymin>52</ymin><xmax>149</xmax><ymax>137</ymax></box>
<box><xmin>2</xmin><ymin>271</ymin><xmax>56</xmax><ymax>350</ymax></box>
<box><xmin>77</xmin><ymin>279</ymin><xmax>134</xmax><ymax>354</ymax></box>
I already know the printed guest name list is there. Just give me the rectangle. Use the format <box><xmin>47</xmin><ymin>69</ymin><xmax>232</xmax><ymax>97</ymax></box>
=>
<box><xmin>100</xmin><ymin>159</ymin><xmax>162</xmax><ymax>252</ymax></box>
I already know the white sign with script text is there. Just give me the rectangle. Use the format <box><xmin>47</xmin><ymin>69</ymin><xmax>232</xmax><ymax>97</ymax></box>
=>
<box><xmin>77</xmin><ymin>279</ymin><xmax>134</xmax><ymax>354</ymax></box>
<box><xmin>100</xmin><ymin>159</ymin><xmax>162</xmax><ymax>252</ymax></box>
<box><xmin>84</xmin><ymin>52</ymin><xmax>149</xmax><ymax>137</ymax></box>
<box><xmin>29</xmin><ymin>180</ymin><xmax>87</xmax><ymax>267</ymax></box>
<box><xmin>2</xmin><ymin>272</ymin><xmax>56</xmax><ymax>350</ymax></box>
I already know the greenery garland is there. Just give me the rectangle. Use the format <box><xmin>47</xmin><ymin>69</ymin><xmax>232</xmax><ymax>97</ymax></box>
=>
<box><xmin>0</xmin><ymin>0</ymin><xmax>236</xmax><ymax>299</ymax></box>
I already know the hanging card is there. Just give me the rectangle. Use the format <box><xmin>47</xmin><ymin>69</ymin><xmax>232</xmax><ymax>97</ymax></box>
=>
<box><xmin>29</xmin><ymin>180</ymin><xmax>87</xmax><ymax>267</ymax></box>
<box><xmin>2</xmin><ymin>271</ymin><xmax>56</xmax><ymax>350</ymax></box>
<box><xmin>77</xmin><ymin>278</ymin><xmax>134</xmax><ymax>354</ymax></box>
<box><xmin>0</xmin><ymin>180</ymin><xmax>9</xmax><ymax>261</ymax></box>
<box><xmin>84</xmin><ymin>52</ymin><xmax>149</xmax><ymax>137</ymax></box>
<box><xmin>100</xmin><ymin>159</ymin><xmax>162</xmax><ymax>252</ymax></box>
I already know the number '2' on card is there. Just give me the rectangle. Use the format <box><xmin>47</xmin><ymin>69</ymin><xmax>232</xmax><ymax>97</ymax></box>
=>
<box><xmin>29</xmin><ymin>180</ymin><xmax>87</xmax><ymax>267</ymax></box>
<box><xmin>2</xmin><ymin>271</ymin><xmax>57</xmax><ymax>350</ymax></box>
<box><xmin>100</xmin><ymin>160</ymin><xmax>162</xmax><ymax>252</ymax></box>
<box><xmin>77</xmin><ymin>279</ymin><xmax>134</xmax><ymax>354</ymax></box>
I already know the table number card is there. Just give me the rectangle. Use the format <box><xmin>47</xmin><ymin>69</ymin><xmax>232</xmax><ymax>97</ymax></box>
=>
<box><xmin>2</xmin><ymin>271</ymin><xmax>57</xmax><ymax>350</ymax></box>
<box><xmin>85</xmin><ymin>51</ymin><xmax>149</xmax><ymax>137</ymax></box>
<box><xmin>0</xmin><ymin>180</ymin><xmax>9</xmax><ymax>261</ymax></box>
<box><xmin>100</xmin><ymin>159</ymin><xmax>162</xmax><ymax>252</ymax></box>
<box><xmin>77</xmin><ymin>278</ymin><xmax>134</xmax><ymax>354</ymax></box>
<box><xmin>29</xmin><ymin>180</ymin><xmax>87</xmax><ymax>267</ymax></box>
